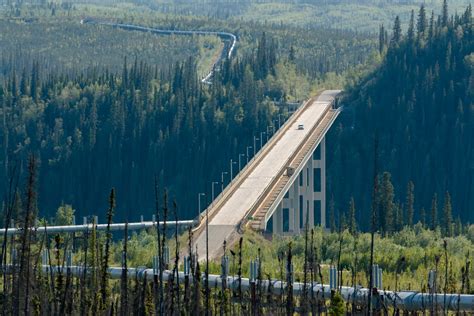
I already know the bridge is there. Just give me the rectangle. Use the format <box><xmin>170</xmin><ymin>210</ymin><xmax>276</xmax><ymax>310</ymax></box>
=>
<box><xmin>193</xmin><ymin>90</ymin><xmax>341</xmax><ymax>259</ymax></box>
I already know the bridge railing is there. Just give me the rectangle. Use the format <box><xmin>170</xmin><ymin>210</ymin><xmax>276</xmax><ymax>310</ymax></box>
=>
<box><xmin>239</xmin><ymin>94</ymin><xmax>344</xmax><ymax>230</ymax></box>
<box><xmin>240</xmin><ymin>96</ymin><xmax>340</xmax><ymax>231</ymax></box>
<box><xmin>261</xmin><ymin>106</ymin><xmax>342</xmax><ymax>228</ymax></box>
<box><xmin>193</xmin><ymin>98</ymin><xmax>311</xmax><ymax>233</ymax></box>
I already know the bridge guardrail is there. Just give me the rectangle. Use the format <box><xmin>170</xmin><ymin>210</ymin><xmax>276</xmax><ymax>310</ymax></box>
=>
<box><xmin>261</xmin><ymin>106</ymin><xmax>342</xmax><ymax>228</ymax></box>
<box><xmin>192</xmin><ymin>97</ymin><xmax>315</xmax><ymax>235</ymax></box>
<box><xmin>240</xmin><ymin>96</ymin><xmax>339</xmax><ymax>231</ymax></box>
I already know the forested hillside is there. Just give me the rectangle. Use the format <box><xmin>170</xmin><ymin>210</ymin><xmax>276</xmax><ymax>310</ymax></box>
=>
<box><xmin>0</xmin><ymin>17</ymin><xmax>221</xmax><ymax>80</ymax></box>
<box><xmin>0</xmin><ymin>4</ymin><xmax>376</xmax><ymax>220</ymax></box>
<box><xmin>8</xmin><ymin>0</ymin><xmax>468</xmax><ymax>32</ymax></box>
<box><xmin>0</xmin><ymin>36</ymin><xmax>283</xmax><ymax>220</ymax></box>
<box><xmin>328</xmin><ymin>3</ymin><xmax>473</xmax><ymax>229</ymax></box>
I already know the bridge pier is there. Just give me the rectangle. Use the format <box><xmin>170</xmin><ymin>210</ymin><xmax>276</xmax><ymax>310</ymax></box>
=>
<box><xmin>270</xmin><ymin>136</ymin><xmax>326</xmax><ymax>235</ymax></box>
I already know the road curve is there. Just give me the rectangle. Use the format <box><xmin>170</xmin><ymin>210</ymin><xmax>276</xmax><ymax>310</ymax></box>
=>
<box><xmin>80</xmin><ymin>18</ymin><xmax>237</xmax><ymax>84</ymax></box>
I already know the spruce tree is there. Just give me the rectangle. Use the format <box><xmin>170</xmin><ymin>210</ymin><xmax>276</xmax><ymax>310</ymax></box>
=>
<box><xmin>379</xmin><ymin>172</ymin><xmax>395</xmax><ymax>235</ymax></box>
<box><xmin>442</xmin><ymin>0</ymin><xmax>449</xmax><ymax>27</ymax></box>
<box><xmin>407</xmin><ymin>10</ymin><xmax>415</xmax><ymax>42</ymax></box>
<box><xmin>392</xmin><ymin>16</ymin><xmax>402</xmax><ymax>44</ymax></box>
<box><xmin>406</xmin><ymin>181</ymin><xmax>415</xmax><ymax>227</ymax></box>
<box><xmin>431</xmin><ymin>193</ymin><xmax>438</xmax><ymax>230</ymax></box>
<box><xmin>378</xmin><ymin>25</ymin><xmax>385</xmax><ymax>54</ymax></box>
<box><xmin>429</xmin><ymin>10</ymin><xmax>435</xmax><ymax>39</ymax></box>
<box><xmin>417</xmin><ymin>4</ymin><xmax>427</xmax><ymax>37</ymax></box>
<box><xmin>443</xmin><ymin>191</ymin><xmax>453</xmax><ymax>237</ymax></box>
<box><xmin>329</xmin><ymin>196</ymin><xmax>336</xmax><ymax>233</ymax></box>
<box><xmin>420</xmin><ymin>207</ymin><xmax>426</xmax><ymax>227</ymax></box>
<box><xmin>100</xmin><ymin>188</ymin><xmax>115</xmax><ymax>310</ymax></box>
<box><xmin>348</xmin><ymin>197</ymin><xmax>357</xmax><ymax>235</ymax></box>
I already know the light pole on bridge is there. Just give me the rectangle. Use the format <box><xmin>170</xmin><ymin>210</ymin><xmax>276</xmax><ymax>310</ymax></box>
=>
<box><xmin>211</xmin><ymin>181</ymin><xmax>219</xmax><ymax>202</ymax></box>
<box><xmin>198</xmin><ymin>193</ymin><xmax>206</xmax><ymax>219</ymax></box>
<box><xmin>230</xmin><ymin>159</ymin><xmax>237</xmax><ymax>180</ymax></box>
<box><xmin>253</xmin><ymin>136</ymin><xmax>259</xmax><ymax>156</ymax></box>
<box><xmin>267</xmin><ymin>125</ymin><xmax>273</xmax><ymax>140</ymax></box>
<box><xmin>260</xmin><ymin>131</ymin><xmax>266</xmax><ymax>148</ymax></box>
<box><xmin>221</xmin><ymin>171</ymin><xmax>228</xmax><ymax>192</ymax></box>
<box><xmin>246</xmin><ymin>146</ymin><xmax>252</xmax><ymax>164</ymax></box>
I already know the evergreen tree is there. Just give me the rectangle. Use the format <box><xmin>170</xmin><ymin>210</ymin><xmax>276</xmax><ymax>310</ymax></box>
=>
<box><xmin>288</xmin><ymin>45</ymin><xmax>296</xmax><ymax>62</ymax></box>
<box><xmin>417</xmin><ymin>5</ymin><xmax>427</xmax><ymax>37</ymax></box>
<box><xmin>397</xmin><ymin>202</ymin><xmax>404</xmax><ymax>230</ymax></box>
<box><xmin>348</xmin><ymin>197</ymin><xmax>357</xmax><ymax>234</ymax></box>
<box><xmin>378</xmin><ymin>24</ymin><xmax>385</xmax><ymax>54</ymax></box>
<box><xmin>19</xmin><ymin>68</ymin><xmax>27</xmax><ymax>96</ymax></box>
<box><xmin>442</xmin><ymin>0</ymin><xmax>449</xmax><ymax>27</ymax></box>
<box><xmin>30</xmin><ymin>61</ymin><xmax>39</xmax><ymax>102</ymax></box>
<box><xmin>329</xmin><ymin>196</ymin><xmax>336</xmax><ymax>233</ymax></box>
<box><xmin>405</xmin><ymin>181</ymin><xmax>415</xmax><ymax>227</ymax></box>
<box><xmin>428</xmin><ymin>10</ymin><xmax>435</xmax><ymax>39</ymax></box>
<box><xmin>379</xmin><ymin>172</ymin><xmax>395</xmax><ymax>235</ymax></box>
<box><xmin>407</xmin><ymin>10</ymin><xmax>415</xmax><ymax>42</ymax></box>
<box><xmin>256</xmin><ymin>32</ymin><xmax>268</xmax><ymax>79</ymax></box>
<box><xmin>392</xmin><ymin>16</ymin><xmax>402</xmax><ymax>44</ymax></box>
<box><xmin>100</xmin><ymin>188</ymin><xmax>115</xmax><ymax>310</ymax></box>
<box><xmin>443</xmin><ymin>191</ymin><xmax>453</xmax><ymax>237</ymax></box>
<box><xmin>463</xmin><ymin>4</ymin><xmax>472</xmax><ymax>24</ymax></box>
<box><xmin>420</xmin><ymin>207</ymin><xmax>426</xmax><ymax>227</ymax></box>
<box><xmin>431</xmin><ymin>193</ymin><xmax>438</xmax><ymax>230</ymax></box>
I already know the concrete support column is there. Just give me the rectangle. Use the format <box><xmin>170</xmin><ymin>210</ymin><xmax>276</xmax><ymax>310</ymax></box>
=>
<box><xmin>312</xmin><ymin>136</ymin><xmax>326</xmax><ymax>229</ymax></box>
<box><xmin>307</xmin><ymin>157</ymin><xmax>315</xmax><ymax>228</ymax></box>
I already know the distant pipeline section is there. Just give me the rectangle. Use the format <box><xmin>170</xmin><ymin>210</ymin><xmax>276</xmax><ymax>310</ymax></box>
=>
<box><xmin>80</xmin><ymin>18</ymin><xmax>237</xmax><ymax>84</ymax></box>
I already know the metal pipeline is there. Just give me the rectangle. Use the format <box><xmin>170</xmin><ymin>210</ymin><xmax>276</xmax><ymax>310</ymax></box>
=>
<box><xmin>0</xmin><ymin>220</ymin><xmax>196</xmax><ymax>236</ymax></box>
<box><xmin>22</xmin><ymin>265</ymin><xmax>474</xmax><ymax>312</ymax></box>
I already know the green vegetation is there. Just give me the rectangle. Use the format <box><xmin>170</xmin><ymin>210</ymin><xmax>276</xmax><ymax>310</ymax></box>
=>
<box><xmin>328</xmin><ymin>2</ymin><xmax>473</xmax><ymax>226</ymax></box>
<box><xmin>1</xmin><ymin>171</ymin><xmax>472</xmax><ymax>314</ymax></box>
<box><xmin>22</xmin><ymin>0</ymin><xmax>469</xmax><ymax>33</ymax></box>
<box><xmin>0</xmin><ymin>0</ymin><xmax>472</xmax><ymax>313</ymax></box>
<box><xmin>0</xmin><ymin>15</ymin><xmax>221</xmax><ymax>79</ymax></box>
<box><xmin>0</xmin><ymin>3</ymin><xmax>377</xmax><ymax>219</ymax></box>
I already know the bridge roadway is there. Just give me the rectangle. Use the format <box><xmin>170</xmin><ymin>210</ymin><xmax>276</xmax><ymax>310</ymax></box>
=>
<box><xmin>193</xmin><ymin>90</ymin><xmax>340</xmax><ymax>260</ymax></box>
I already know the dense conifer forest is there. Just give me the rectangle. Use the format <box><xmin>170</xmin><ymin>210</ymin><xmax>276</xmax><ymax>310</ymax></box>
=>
<box><xmin>0</xmin><ymin>6</ymin><xmax>375</xmax><ymax>220</ymax></box>
<box><xmin>0</xmin><ymin>1</ymin><xmax>473</xmax><ymax>314</ymax></box>
<box><xmin>327</xmin><ymin>2</ymin><xmax>473</xmax><ymax>228</ymax></box>
<box><xmin>0</xmin><ymin>34</ymin><xmax>281</xmax><ymax>220</ymax></box>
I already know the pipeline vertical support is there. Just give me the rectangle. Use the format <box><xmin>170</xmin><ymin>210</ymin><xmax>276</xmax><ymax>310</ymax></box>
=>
<box><xmin>153</xmin><ymin>255</ymin><xmax>159</xmax><ymax>275</ymax></box>
<box><xmin>221</xmin><ymin>255</ymin><xmax>229</xmax><ymax>289</ymax></box>
<box><xmin>330</xmin><ymin>265</ymin><xmax>338</xmax><ymax>290</ymax></box>
<box><xmin>163</xmin><ymin>245</ymin><xmax>170</xmax><ymax>269</ymax></box>
<box><xmin>66</xmin><ymin>250</ymin><xmax>72</xmax><ymax>269</ymax></box>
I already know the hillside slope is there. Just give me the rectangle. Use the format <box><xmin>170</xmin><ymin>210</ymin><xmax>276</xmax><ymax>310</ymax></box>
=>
<box><xmin>328</xmin><ymin>5</ymin><xmax>473</xmax><ymax>227</ymax></box>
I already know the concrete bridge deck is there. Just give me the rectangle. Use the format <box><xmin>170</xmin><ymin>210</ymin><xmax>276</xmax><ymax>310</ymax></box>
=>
<box><xmin>193</xmin><ymin>90</ymin><xmax>341</xmax><ymax>260</ymax></box>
